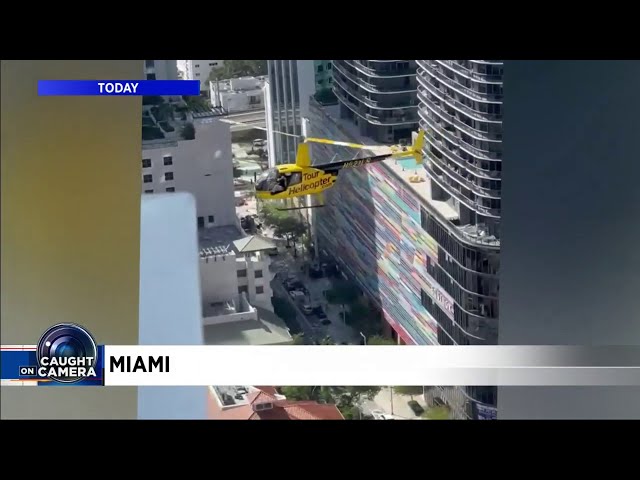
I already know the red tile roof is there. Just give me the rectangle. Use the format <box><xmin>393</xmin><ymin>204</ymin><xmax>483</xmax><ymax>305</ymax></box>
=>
<box><xmin>208</xmin><ymin>387</ymin><xmax>344</xmax><ymax>420</ymax></box>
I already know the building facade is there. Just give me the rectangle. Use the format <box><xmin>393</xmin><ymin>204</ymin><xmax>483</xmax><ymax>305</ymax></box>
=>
<box><xmin>144</xmin><ymin>60</ymin><xmax>178</xmax><ymax>81</ymax></box>
<box><xmin>331</xmin><ymin>60</ymin><xmax>418</xmax><ymax>144</ymax></box>
<box><xmin>210</xmin><ymin>76</ymin><xmax>265</xmax><ymax>113</ymax></box>
<box><xmin>266</xmin><ymin>60</ymin><xmax>302</xmax><ymax>165</ymax></box>
<box><xmin>178</xmin><ymin>60</ymin><xmax>225</xmax><ymax>89</ymax></box>
<box><xmin>142</xmin><ymin>114</ymin><xmax>237</xmax><ymax>228</ymax></box>
<box><xmin>308</xmin><ymin>57</ymin><xmax>502</xmax><ymax>418</ymax></box>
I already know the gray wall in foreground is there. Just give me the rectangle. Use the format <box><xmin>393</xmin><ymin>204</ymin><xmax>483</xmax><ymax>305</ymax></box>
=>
<box><xmin>499</xmin><ymin>60</ymin><xmax>640</xmax><ymax>419</ymax></box>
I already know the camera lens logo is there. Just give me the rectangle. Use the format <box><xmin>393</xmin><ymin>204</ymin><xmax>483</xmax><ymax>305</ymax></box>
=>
<box><xmin>36</xmin><ymin>323</ymin><xmax>98</xmax><ymax>383</ymax></box>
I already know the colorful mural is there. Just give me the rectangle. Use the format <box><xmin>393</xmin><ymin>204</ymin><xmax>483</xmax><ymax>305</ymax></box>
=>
<box><xmin>316</xmin><ymin>159</ymin><xmax>455</xmax><ymax>346</ymax></box>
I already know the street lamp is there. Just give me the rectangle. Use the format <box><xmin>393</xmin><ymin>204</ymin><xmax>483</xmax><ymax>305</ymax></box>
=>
<box><xmin>360</xmin><ymin>332</ymin><xmax>367</xmax><ymax>345</ymax></box>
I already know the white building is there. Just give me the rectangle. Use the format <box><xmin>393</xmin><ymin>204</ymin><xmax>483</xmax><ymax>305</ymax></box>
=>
<box><xmin>144</xmin><ymin>60</ymin><xmax>178</xmax><ymax>81</ymax></box>
<box><xmin>265</xmin><ymin>61</ymin><xmax>320</xmax><ymax>165</ymax></box>
<box><xmin>210</xmin><ymin>76</ymin><xmax>266</xmax><ymax>113</ymax></box>
<box><xmin>178</xmin><ymin>60</ymin><xmax>225</xmax><ymax>90</ymax></box>
<box><xmin>142</xmin><ymin>107</ymin><xmax>237</xmax><ymax>228</ymax></box>
<box><xmin>199</xmin><ymin>226</ymin><xmax>276</xmax><ymax>312</ymax></box>
<box><xmin>198</xmin><ymin>225</ymin><xmax>291</xmax><ymax>345</ymax></box>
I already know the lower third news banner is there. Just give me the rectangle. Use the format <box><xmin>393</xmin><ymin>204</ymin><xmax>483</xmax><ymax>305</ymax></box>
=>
<box><xmin>2</xmin><ymin>323</ymin><xmax>640</xmax><ymax>387</ymax></box>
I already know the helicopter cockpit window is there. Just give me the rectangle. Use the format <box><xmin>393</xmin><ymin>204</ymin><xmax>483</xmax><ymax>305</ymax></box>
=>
<box><xmin>288</xmin><ymin>172</ymin><xmax>302</xmax><ymax>186</ymax></box>
<box><xmin>255</xmin><ymin>168</ymin><xmax>279</xmax><ymax>192</ymax></box>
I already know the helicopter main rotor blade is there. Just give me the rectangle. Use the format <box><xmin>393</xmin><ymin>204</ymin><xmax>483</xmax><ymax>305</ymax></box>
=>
<box><xmin>304</xmin><ymin>137</ymin><xmax>380</xmax><ymax>150</ymax></box>
<box><xmin>217</xmin><ymin>117</ymin><xmax>302</xmax><ymax>139</ymax></box>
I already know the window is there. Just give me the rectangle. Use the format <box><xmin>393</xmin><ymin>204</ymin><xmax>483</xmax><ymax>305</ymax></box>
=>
<box><xmin>166</xmin><ymin>187</ymin><xmax>175</xmax><ymax>192</ymax></box>
<box><xmin>143</xmin><ymin>174</ymin><xmax>153</xmax><ymax>183</ymax></box>
<box><xmin>197</xmin><ymin>217</ymin><xmax>204</xmax><ymax>228</ymax></box>
<box><xmin>142</xmin><ymin>159</ymin><xmax>151</xmax><ymax>168</ymax></box>
<box><xmin>195</xmin><ymin>64</ymin><xmax>200</xmax><ymax>68</ymax></box>
<box><xmin>208</xmin><ymin>215</ymin><xmax>214</xmax><ymax>223</ymax></box>
<box><xmin>317</xmin><ymin>79</ymin><xmax>324</xmax><ymax>86</ymax></box>
<box><xmin>209</xmin><ymin>62</ymin><xmax>217</xmax><ymax>66</ymax></box>
<box><xmin>287</xmin><ymin>172</ymin><xmax>302</xmax><ymax>186</ymax></box>
<box><xmin>165</xmin><ymin>172</ymin><xmax>174</xmax><ymax>181</ymax></box>
<box><xmin>145</xmin><ymin>60</ymin><xmax>155</xmax><ymax>68</ymax></box>
<box><xmin>144</xmin><ymin>189</ymin><xmax>153</xmax><ymax>194</ymax></box>
<box><xmin>163</xmin><ymin>156</ymin><xmax>173</xmax><ymax>166</ymax></box>
<box><xmin>327</xmin><ymin>63</ymin><xmax>332</xmax><ymax>70</ymax></box>
<box><xmin>238</xmin><ymin>286</ymin><xmax>249</xmax><ymax>294</ymax></box>
<box><xmin>195</xmin><ymin>73</ymin><xmax>200</xmax><ymax>77</ymax></box>
<box><xmin>317</xmin><ymin>65</ymin><xmax>324</xmax><ymax>73</ymax></box>
<box><xmin>254</xmin><ymin>270</ymin><xmax>263</xmax><ymax>279</ymax></box>
<box><xmin>256</xmin><ymin>286</ymin><xmax>264</xmax><ymax>294</ymax></box>
<box><xmin>237</xmin><ymin>269</ymin><xmax>247</xmax><ymax>278</ymax></box>
<box><xmin>146</xmin><ymin>73</ymin><xmax>156</xmax><ymax>81</ymax></box>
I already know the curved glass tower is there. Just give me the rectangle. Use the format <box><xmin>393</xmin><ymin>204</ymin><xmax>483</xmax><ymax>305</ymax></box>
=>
<box><xmin>332</xmin><ymin>60</ymin><xmax>418</xmax><ymax>143</ymax></box>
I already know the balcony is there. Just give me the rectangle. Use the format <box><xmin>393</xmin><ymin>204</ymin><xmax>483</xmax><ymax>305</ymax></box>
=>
<box><xmin>334</xmin><ymin>73</ymin><xmax>417</xmax><ymax>110</ymax></box>
<box><xmin>333</xmin><ymin>61</ymin><xmax>417</xmax><ymax>94</ymax></box>
<box><xmin>426</xmin><ymin>150</ymin><xmax>501</xmax><ymax>199</ymax></box>
<box><xmin>421</xmin><ymin>120</ymin><xmax>499</xmax><ymax>178</ymax></box>
<box><xmin>348</xmin><ymin>60</ymin><xmax>417</xmax><ymax>78</ymax></box>
<box><xmin>427</xmin><ymin>164</ymin><xmax>501</xmax><ymax>219</ymax></box>
<box><xmin>417</xmin><ymin>71</ymin><xmax>502</xmax><ymax>123</ymax></box>
<box><xmin>423</xmin><ymin>63</ymin><xmax>503</xmax><ymax>103</ymax></box>
<box><xmin>334</xmin><ymin>84</ymin><xmax>419</xmax><ymax>126</ymax></box>
<box><xmin>434</xmin><ymin>60</ymin><xmax>503</xmax><ymax>84</ymax></box>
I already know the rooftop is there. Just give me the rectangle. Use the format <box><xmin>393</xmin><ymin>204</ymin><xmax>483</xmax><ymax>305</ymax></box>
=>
<box><xmin>198</xmin><ymin>225</ymin><xmax>245</xmax><ymax>258</ymax></box>
<box><xmin>208</xmin><ymin>386</ymin><xmax>344</xmax><ymax>420</ymax></box>
<box><xmin>312</xmin><ymin>98</ymin><xmax>500</xmax><ymax>248</ymax></box>
<box><xmin>212</xmin><ymin>76</ymin><xmax>267</xmax><ymax>93</ymax></box>
<box><xmin>142</xmin><ymin>98</ymin><xmax>227</xmax><ymax>147</ymax></box>
<box><xmin>203</xmin><ymin>306</ymin><xmax>292</xmax><ymax>346</ymax></box>
<box><xmin>199</xmin><ymin>226</ymin><xmax>277</xmax><ymax>258</ymax></box>
<box><xmin>233</xmin><ymin>235</ymin><xmax>277</xmax><ymax>254</ymax></box>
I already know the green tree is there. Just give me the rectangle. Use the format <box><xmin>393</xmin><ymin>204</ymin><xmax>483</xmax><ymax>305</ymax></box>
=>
<box><xmin>182</xmin><ymin>95</ymin><xmax>209</xmax><ymax>110</ymax></box>
<box><xmin>260</xmin><ymin>204</ymin><xmax>306</xmax><ymax>254</ymax></box>
<box><xmin>318</xmin><ymin>335</ymin><xmax>334</xmax><ymax>345</ymax></box>
<box><xmin>366</xmin><ymin>335</ymin><xmax>396</xmax><ymax>346</ymax></box>
<box><xmin>279</xmin><ymin>386</ymin><xmax>316</xmax><ymax>401</ymax></box>
<box><xmin>346</xmin><ymin>301</ymin><xmax>383</xmax><ymax>337</ymax></box>
<box><xmin>180</xmin><ymin>122</ymin><xmax>195</xmax><ymax>140</ymax></box>
<box><xmin>209</xmin><ymin>60</ymin><xmax>268</xmax><ymax>82</ymax></box>
<box><xmin>326</xmin><ymin>280</ymin><xmax>360</xmax><ymax>321</ymax></box>
<box><xmin>394</xmin><ymin>386</ymin><xmax>424</xmax><ymax>396</ymax></box>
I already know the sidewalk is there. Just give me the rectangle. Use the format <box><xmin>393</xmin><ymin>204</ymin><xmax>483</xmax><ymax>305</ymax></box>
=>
<box><xmin>360</xmin><ymin>387</ymin><xmax>429</xmax><ymax>420</ymax></box>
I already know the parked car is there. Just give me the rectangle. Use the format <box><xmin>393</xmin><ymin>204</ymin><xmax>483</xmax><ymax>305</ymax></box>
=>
<box><xmin>302</xmin><ymin>304</ymin><xmax>314</xmax><ymax>314</ymax></box>
<box><xmin>315</xmin><ymin>308</ymin><xmax>327</xmax><ymax>319</ymax></box>
<box><xmin>321</xmin><ymin>319</ymin><xmax>331</xmax><ymax>326</ymax></box>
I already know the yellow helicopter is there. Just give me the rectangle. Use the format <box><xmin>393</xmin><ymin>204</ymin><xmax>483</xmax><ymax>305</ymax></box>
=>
<box><xmin>220</xmin><ymin>117</ymin><xmax>425</xmax><ymax>211</ymax></box>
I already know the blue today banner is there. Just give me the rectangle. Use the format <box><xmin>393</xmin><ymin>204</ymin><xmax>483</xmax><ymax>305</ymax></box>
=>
<box><xmin>38</xmin><ymin>80</ymin><xmax>200</xmax><ymax>96</ymax></box>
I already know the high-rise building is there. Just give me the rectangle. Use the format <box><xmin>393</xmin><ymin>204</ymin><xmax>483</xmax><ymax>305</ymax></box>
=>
<box><xmin>178</xmin><ymin>60</ymin><xmax>225</xmax><ymax>91</ymax></box>
<box><xmin>416</xmin><ymin>60</ymin><xmax>502</xmax><ymax>237</ymax></box>
<box><xmin>265</xmin><ymin>60</ymin><xmax>334</xmax><ymax>165</ymax></box>
<box><xmin>266</xmin><ymin>60</ymin><xmax>301</xmax><ymax>165</ymax></box>
<box><xmin>331</xmin><ymin>60</ymin><xmax>419</xmax><ymax>144</ymax></box>
<box><xmin>307</xmin><ymin>59</ymin><xmax>502</xmax><ymax>419</ymax></box>
<box><xmin>416</xmin><ymin>59</ymin><xmax>502</xmax><ymax>418</ymax></box>
<box><xmin>141</xmin><ymin>108</ymin><xmax>237</xmax><ymax>228</ymax></box>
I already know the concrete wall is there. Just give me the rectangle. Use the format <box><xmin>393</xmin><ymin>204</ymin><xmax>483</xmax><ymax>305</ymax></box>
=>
<box><xmin>1</xmin><ymin>60</ymin><xmax>141</xmax><ymax>419</ymax></box>
<box><xmin>138</xmin><ymin>193</ymin><xmax>207</xmax><ymax>419</ymax></box>
<box><xmin>142</xmin><ymin>119</ymin><xmax>236</xmax><ymax>227</ymax></box>
<box><xmin>236</xmin><ymin>253</ymin><xmax>274</xmax><ymax>311</ymax></box>
<box><xmin>200</xmin><ymin>253</ymin><xmax>238</xmax><ymax>304</ymax></box>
